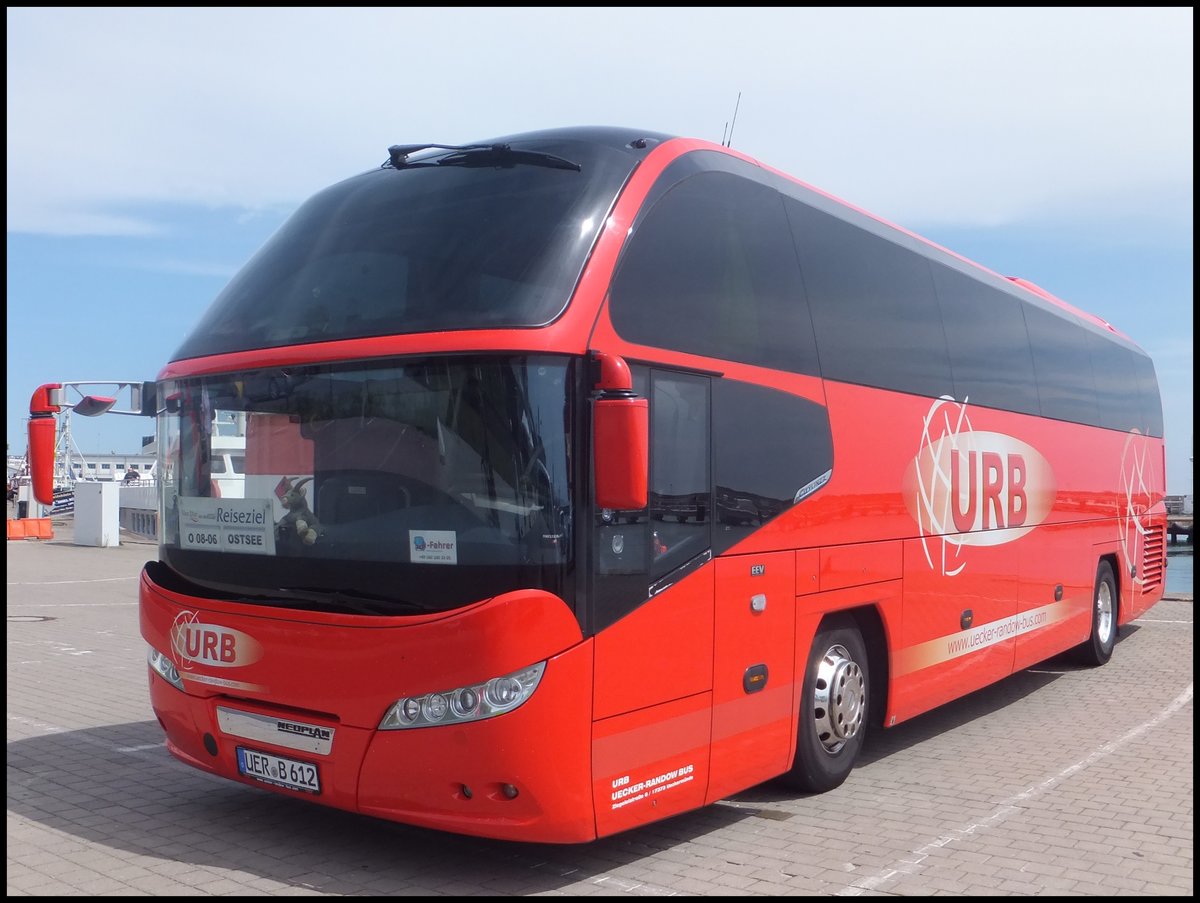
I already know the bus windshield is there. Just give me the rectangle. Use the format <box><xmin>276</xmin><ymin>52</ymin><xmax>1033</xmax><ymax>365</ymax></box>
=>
<box><xmin>170</xmin><ymin>135</ymin><xmax>639</xmax><ymax>361</ymax></box>
<box><xmin>157</xmin><ymin>355</ymin><xmax>577</xmax><ymax>614</ymax></box>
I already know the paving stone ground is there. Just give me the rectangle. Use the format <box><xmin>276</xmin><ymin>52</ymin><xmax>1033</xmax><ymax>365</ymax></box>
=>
<box><xmin>7</xmin><ymin>515</ymin><xmax>1193</xmax><ymax>896</ymax></box>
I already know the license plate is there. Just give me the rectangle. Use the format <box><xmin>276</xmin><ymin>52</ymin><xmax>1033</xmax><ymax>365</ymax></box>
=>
<box><xmin>236</xmin><ymin>747</ymin><xmax>320</xmax><ymax>794</ymax></box>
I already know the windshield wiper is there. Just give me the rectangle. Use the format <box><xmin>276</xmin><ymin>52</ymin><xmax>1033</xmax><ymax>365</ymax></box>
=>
<box><xmin>383</xmin><ymin>143</ymin><xmax>493</xmax><ymax>168</ymax></box>
<box><xmin>383</xmin><ymin>142</ymin><xmax>581</xmax><ymax>172</ymax></box>
<box><xmin>243</xmin><ymin>587</ymin><xmax>423</xmax><ymax>616</ymax></box>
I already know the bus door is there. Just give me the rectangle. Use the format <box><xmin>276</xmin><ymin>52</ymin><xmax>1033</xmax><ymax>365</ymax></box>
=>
<box><xmin>590</xmin><ymin>368</ymin><xmax>715</xmax><ymax>835</ymax></box>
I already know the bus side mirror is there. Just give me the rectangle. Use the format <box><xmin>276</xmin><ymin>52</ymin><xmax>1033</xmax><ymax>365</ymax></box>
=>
<box><xmin>72</xmin><ymin>395</ymin><xmax>119</xmax><ymax>417</ymax></box>
<box><xmin>591</xmin><ymin>352</ymin><xmax>648</xmax><ymax>511</ymax></box>
<box><xmin>594</xmin><ymin>396</ymin><xmax>648</xmax><ymax>511</ymax></box>
<box><xmin>27</xmin><ymin>383</ymin><xmax>63</xmax><ymax>506</ymax></box>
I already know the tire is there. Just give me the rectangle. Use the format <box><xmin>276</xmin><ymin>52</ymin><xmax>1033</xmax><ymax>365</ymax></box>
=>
<box><xmin>781</xmin><ymin>615</ymin><xmax>869</xmax><ymax>793</ymax></box>
<box><xmin>1075</xmin><ymin>560</ymin><xmax>1118</xmax><ymax>666</ymax></box>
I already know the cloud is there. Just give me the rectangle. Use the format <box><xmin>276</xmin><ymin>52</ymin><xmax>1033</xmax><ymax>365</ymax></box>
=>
<box><xmin>6</xmin><ymin>7</ymin><xmax>1194</xmax><ymax>235</ymax></box>
<box><xmin>7</xmin><ymin>204</ymin><xmax>163</xmax><ymax>237</ymax></box>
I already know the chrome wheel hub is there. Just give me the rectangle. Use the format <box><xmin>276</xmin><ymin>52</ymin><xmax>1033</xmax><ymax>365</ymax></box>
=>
<box><xmin>813</xmin><ymin>643</ymin><xmax>865</xmax><ymax>754</ymax></box>
<box><xmin>1096</xmin><ymin>580</ymin><xmax>1114</xmax><ymax>645</ymax></box>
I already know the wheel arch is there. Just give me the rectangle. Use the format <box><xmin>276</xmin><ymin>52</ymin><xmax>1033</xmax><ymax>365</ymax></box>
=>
<box><xmin>820</xmin><ymin>604</ymin><xmax>890</xmax><ymax>731</ymax></box>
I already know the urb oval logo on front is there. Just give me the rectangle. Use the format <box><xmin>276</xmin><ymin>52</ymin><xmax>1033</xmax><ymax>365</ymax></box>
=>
<box><xmin>170</xmin><ymin>611</ymin><xmax>263</xmax><ymax>669</ymax></box>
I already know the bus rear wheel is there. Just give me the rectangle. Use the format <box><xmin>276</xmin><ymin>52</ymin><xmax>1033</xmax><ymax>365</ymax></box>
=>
<box><xmin>782</xmin><ymin>615</ymin><xmax>869</xmax><ymax>793</ymax></box>
<box><xmin>1075</xmin><ymin>560</ymin><xmax>1118</xmax><ymax>666</ymax></box>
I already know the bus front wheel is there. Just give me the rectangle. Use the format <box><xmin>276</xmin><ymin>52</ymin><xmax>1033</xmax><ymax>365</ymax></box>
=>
<box><xmin>1075</xmin><ymin>560</ymin><xmax>1118</xmax><ymax>666</ymax></box>
<box><xmin>782</xmin><ymin>615</ymin><xmax>869</xmax><ymax>793</ymax></box>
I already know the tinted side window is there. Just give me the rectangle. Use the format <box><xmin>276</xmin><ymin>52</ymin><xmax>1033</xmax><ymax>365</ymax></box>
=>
<box><xmin>933</xmin><ymin>264</ymin><xmax>1039</xmax><ymax>415</ymax></box>
<box><xmin>1087</xmin><ymin>333</ymin><xmax>1144</xmax><ymax>433</ymax></box>
<box><xmin>786</xmin><ymin>198</ymin><xmax>953</xmax><ymax>399</ymax></box>
<box><xmin>1024</xmin><ymin>306</ymin><xmax>1100</xmax><ymax>425</ymax></box>
<box><xmin>610</xmin><ymin>171</ymin><xmax>819</xmax><ymax>375</ymax></box>
<box><xmin>712</xmin><ymin>380</ymin><xmax>833</xmax><ymax>555</ymax></box>
<box><xmin>650</xmin><ymin>373</ymin><xmax>711</xmax><ymax>581</ymax></box>
<box><xmin>1132</xmin><ymin>352</ymin><xmax>1164</xmax><ymax>437</ymax></box>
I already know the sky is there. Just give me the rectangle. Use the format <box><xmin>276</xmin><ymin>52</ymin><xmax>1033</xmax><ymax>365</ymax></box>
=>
<box><xmin>6</xmin><ymin>7</ymin><xmax>1194</xmax><ymax>495</ymax></box>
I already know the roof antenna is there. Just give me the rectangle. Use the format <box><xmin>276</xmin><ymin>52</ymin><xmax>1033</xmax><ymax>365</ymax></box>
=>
<box><xmin>725</xmin><ymin>92</ymin><xmax>742</xmax><ymax>147</ymax></box>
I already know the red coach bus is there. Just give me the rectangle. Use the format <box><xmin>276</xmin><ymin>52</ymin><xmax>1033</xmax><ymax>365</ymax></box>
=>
<box><xmin>28</xmin><ymin>127</ymin><xmax>1167</xmax><ymax>843</ymax></box>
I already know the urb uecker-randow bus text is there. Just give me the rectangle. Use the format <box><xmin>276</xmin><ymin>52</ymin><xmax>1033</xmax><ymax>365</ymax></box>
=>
<box><xmin>27</xmin><ymin>127</ymin><xmax>1166</xmax><ymax>843</ymax></box>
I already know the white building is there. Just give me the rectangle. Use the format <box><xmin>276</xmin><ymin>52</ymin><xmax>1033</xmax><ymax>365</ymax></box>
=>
<box><xmin>67</xmin><ymin>451</ymin><xmax>157</xmax><ymax>482</ymax></box>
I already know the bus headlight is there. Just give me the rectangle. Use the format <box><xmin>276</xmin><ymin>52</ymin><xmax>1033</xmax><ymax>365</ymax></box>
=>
<box><xmin>379</xmin><ymin>661</ymin><xmax>546</xmax><ymax>730</ymax></box>
<box><xmin>147</xmin><ymin>645</ymin><xmax>185</xmax><ymax>691</ymax></box>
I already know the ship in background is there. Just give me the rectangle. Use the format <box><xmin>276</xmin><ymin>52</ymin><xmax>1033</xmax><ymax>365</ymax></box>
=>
<box><xmin>10</xmin><ymin>406</ymin><xmax>244</xmax><ymax>517</ymax></box>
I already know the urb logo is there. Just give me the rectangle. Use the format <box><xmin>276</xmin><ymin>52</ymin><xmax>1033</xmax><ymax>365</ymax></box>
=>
<box><xmin>170</xmin><ymin>611</ymin><xmax>263</xmax><ymax>670</ymax></box>
<box><xmin>903</xmin><ymin>397</ymin><xmax>1056</xmax><ymax>577</ymax></box>
<box><xmin>1118</xmin><ymin>431</ymin><xmax>1157</xmax><ymax>588</ymax></box>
